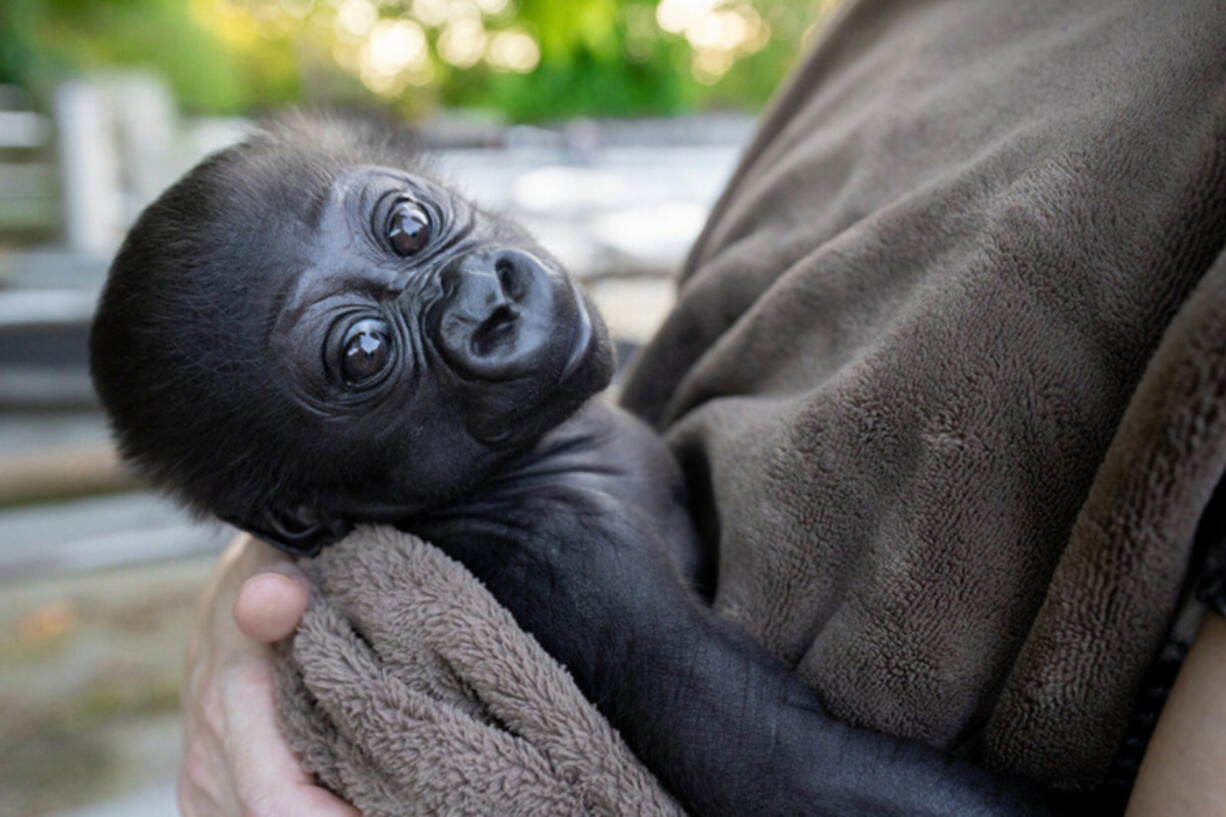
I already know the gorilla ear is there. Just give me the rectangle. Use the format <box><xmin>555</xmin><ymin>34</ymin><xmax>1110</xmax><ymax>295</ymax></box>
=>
<box><xmin>222</xmin><ymin>505</ymin><xmax>353</xmax><ymax>558</ymax></box>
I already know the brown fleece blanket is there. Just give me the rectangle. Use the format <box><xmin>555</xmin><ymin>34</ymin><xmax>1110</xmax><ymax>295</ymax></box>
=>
<box><xmin>274</xmin><ymin>0</ymin><xmax>1226</xmax><ymax>809</ymax></box>
<box><xmin>622</xmin><ymin>0</ymin><xmax>1226</xmax><ymax>789</ymax></box>
<box><xmin>275</xmin><ymin>526</ymin><xmax>684</xmax><ymax>817</ymax></box>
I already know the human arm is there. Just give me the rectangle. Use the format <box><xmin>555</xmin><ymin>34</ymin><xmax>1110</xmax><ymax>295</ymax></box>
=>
<box><xmin>178</xmin><ymin>534</ymin><xmax>359</xmax><ymax>817</ymax></box>
<box><xmin>1124</xmin><ymin>613</ymin><xmax>1226</xmax><ymax>816</ymax></box>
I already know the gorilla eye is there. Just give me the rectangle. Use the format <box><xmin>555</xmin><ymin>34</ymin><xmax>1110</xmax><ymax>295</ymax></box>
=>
<box><xmin>387</xmin><ymin>201</ymin><xmax>432</xmax><ymax>257</ymax></box>
<box><xmin>341</xmin><ymin>319</ymin><xmax>392</xmax><ymax>385</ymax></box>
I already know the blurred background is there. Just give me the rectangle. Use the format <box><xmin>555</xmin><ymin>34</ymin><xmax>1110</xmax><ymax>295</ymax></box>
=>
<box><xmin>0</xmin><ymin>1</ymin><xmax>832</xmax><ymax>814</ymax></box>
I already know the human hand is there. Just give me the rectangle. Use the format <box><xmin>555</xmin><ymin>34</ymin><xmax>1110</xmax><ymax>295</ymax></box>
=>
<box><xmin>178</xmin><ymin>534</ymin><xmax>360</xmax><ymax>817</ymax></box>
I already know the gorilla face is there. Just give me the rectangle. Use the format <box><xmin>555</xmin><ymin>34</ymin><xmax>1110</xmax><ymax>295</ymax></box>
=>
<box><xmin>262</xmin><ymin>165</ymin><xmax>615</xmax><ymax>537</ymax></box>
<box><xmin>274</xmin><ymin>165</ymin><xmax>610</xmax><ymax>445</ymax></box>
<box><xmin>91</xmin><ymin>140</ymin><xmax>615</xmax><ymax>554</ymax></box>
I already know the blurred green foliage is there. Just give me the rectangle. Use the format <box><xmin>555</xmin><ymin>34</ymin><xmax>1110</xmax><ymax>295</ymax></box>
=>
<box><xmin>0</xmin><ymin>0</ymin><xmax>830</xmax><ymax>121</ymax></box>
<box><xmin>1</xmin><ymin>0</ymin><xmax>303</xmax><ymax>112</ymax></box>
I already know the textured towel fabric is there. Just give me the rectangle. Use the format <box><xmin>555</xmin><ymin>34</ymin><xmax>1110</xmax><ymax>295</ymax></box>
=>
<box><xmin>275</xmin><ymin>526</ymin><xmax>684</xmax><ymax>817</ymax></box>
<box><xmin>620</xmin><ymin>0</ymin><xmax>1226</xmax><ymax>791</ymax></box>
<box><xmin>274</xmin><ymin>0</ymin><xmax>1226</xmax><ymax>809</ymax></box>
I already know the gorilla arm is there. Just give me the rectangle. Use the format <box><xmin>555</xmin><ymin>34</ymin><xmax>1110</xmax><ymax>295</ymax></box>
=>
<box><xmin>415</xmin><ymin>515</ymin><xmax>1055</xmax><ymax>817</ymax></box>
<box><xmin>589</xmin><ymin>569</ymin><xmax>1054</xmax><ymax>817</ymax></box>
<box><xmin>410</xmin><ymin>407</ymin><xmax>1059</xmax><ymax>817</ymax></box>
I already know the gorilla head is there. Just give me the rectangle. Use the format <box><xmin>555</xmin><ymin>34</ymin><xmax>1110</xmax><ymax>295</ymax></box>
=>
<box><xmin>90</xmin><ymin>115</ymin><xmax>615</xmax><ymax>553</ymax></box>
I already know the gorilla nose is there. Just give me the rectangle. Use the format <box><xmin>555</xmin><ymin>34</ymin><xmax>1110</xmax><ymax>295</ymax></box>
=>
<box><xmin>433</xmin><ymin>248</ymin><xmax>556</xmax><ymax>379</ymax></box>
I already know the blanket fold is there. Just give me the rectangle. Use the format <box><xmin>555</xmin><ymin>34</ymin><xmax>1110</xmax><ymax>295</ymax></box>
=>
<box><xmin>274</xmin><ymin>526</ymin><xmax>683</xmax><ymax>817</ymax></box>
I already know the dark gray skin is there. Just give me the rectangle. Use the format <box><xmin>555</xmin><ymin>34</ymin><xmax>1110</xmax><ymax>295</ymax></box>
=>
<box><xmin>89</xmin><ymin>120</ymin><xmax>1059</xmax><ymax>817</ymax></box>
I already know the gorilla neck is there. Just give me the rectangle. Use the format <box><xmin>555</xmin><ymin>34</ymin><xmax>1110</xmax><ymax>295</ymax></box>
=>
<box><xmin>404</xmin><ymin>399</ymin><xmax>705</xmax><ymax>591</ymax></box>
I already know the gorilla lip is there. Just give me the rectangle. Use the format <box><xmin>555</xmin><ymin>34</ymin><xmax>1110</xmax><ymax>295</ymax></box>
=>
<box><xmin>560</xmin><ymin>283</ymin><xmax>593</xmax><ymax>381</ymax></box>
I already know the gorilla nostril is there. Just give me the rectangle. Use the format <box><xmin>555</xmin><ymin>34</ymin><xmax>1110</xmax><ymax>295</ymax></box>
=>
<box><xmin>470</xmin><ymin>304</ymin><xmax>518</xmax><ymax>357</ymax></box>
<box><xmin>496</xmin><ymin>257</ymin><xmax>526</xmax><ymax>301</ymax></box>
<box><xmin>440</xmin><ymin>267</ymin><xmax>460</xmax><ymax>300</ymax></box>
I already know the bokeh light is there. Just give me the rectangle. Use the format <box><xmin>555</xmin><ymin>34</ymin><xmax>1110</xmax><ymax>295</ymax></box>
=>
<box><xmin>486</xmin><ymin>29</ymin><xmax>541</xmax><ymax>73</ymax></box>
<box><xmin>335</xmin><ymin>0</ymin><xmax>377</xmax><ymax>37</ymax></box>
<box><xmin>656</xmin><ymin>0</ymin><xmax>719</xmax><ymax>33</ymax></box>
<box><xmin>359</xmin><ymin>19</ymin><xmax>432</xmax><ymax>94</ymax></box>
<box><xmin>411</xmin><ymin>0</ymin><xmax>452</xmax><ymax>28</ymax></box>
<box><xmin>7</xmin><ymin>0</ymin><xmax>833</xmax><ymax>120</ymax></box>
<box><xmin>437</xmin><ymin>12</ymin><xmax>488</xmax><ymax>68</ymax></box>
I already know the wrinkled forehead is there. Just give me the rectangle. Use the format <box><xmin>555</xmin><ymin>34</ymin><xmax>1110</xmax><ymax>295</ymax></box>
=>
<box><xmin>320</xmin><ymin>164</ymin><xmax>458</xmax><ymax>217</ymax></box>
<box><xmin>269</xmin><ymin>165</ymin><xmax>440</xmax><ymax>305</ymax></box>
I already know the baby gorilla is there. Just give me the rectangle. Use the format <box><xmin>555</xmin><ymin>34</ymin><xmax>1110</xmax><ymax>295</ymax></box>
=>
<box><xmin>90</xmin><ymin>117</ymin><xmax>1054</xmax><ymax>817</ymax></box>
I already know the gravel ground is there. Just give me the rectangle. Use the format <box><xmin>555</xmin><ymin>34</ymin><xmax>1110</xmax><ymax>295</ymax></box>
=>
<box><xmin>0</xmin><ymin>557</ymin><xmax>213</xmax><ymax>817</ymax></box>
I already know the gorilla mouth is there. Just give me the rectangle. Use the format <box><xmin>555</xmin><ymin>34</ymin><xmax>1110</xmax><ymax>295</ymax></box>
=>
<box><xmin>560</xmin><ymin>283</ymin><xmax>593</xmax><ymax>382</ymax></box>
